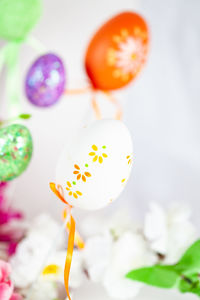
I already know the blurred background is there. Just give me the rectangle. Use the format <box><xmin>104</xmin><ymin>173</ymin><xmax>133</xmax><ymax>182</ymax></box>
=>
<box><xmin>0</xmin><ymin>0</ymin><xmax>200</xmax><ymax>230</ymax></box>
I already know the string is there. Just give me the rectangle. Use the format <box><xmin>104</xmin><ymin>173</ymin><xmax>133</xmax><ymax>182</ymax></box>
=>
<box><xmin>91</xmin><ymin>92</ymin><xmax>101</xmax><ymax>119</ymax></box>
<box><xmin>66</xmin><ymin>87</ymin><xmax>91</xmax><ymax>95</ymax></box>
<box><xmin>64</xmin><ymin>215</ymin><xmax>75</xmax><ymax>300</ymax></box>
<box><xmin>62</xmin><ymin>208</ymin><xmax>85</xmax><ymax>249</ymax></box>
<box><xmin>103</xmin><ymin>91</ymin><xmax>123</xmax><ymax>120</ymax></box>
<box><xmin>65</xmin><ymin>86</ymin><xmax>122</xmax><ymax>120</ymax></box>
<box><xmin>49</xmin><ymin>182</ymin><xmax>84</xmax><ymax>300</ymax></box>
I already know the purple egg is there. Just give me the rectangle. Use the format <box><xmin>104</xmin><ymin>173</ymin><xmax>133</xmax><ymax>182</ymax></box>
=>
<box><xmin>25</xmin><ymin>53</ymin><xmax>66</xmax><ymax>107</ymax></box>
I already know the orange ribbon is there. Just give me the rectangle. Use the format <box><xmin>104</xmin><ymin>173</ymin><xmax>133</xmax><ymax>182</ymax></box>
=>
<box><xmin>62</xmin><ymin>208</ymin><xmax>85</xmax><ymax>250</ymax></box>
<box><xmin>49</xmin><ymin>182</ymin><xmax>84</xmax><ymax>300</ymax></box>
<box><xmin>65</xmin><ymin>86</ymin><xmax>122</xmax><ymax>120</ymax></box>
<box><xmin>64</xmin><ymin>214</ymin><xmax>75</xmax><ymax>300</ymax></box>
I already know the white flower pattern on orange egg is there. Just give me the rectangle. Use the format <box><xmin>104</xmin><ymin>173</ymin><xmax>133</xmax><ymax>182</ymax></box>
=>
<box><xmin>107</xmin><ymin>27</ymin><xmax>148</xmax><ymax>82</ymax></box>
<box><xmin>115</xmin><ymin>37</ymin><xmax>145</xmax><ymax>74</ymax></box>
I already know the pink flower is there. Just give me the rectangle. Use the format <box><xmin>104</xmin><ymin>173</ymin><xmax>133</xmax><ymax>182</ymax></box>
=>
<box><xmin>0</xmin><ymin>183</ymin><xmax>25</xmax><ymax>257</ymax></box>
<box><xmin>0</xmin><ymin>260</ymin><xmax>22</xmax><ymax>300</ymax></box>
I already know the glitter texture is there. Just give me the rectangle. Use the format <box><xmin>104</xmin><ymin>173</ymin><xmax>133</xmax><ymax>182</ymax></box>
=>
<box><xmin>25</xmin><ymin>53</ymin><xmax>66</xmax><ymax>107</ymax></box>
<box><xmin>0</xmin><ymin>124</ymin><xmax>33</xmax><ymax>181</ymax></box>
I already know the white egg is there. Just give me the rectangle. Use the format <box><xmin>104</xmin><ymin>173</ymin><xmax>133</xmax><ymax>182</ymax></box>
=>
<box><xmin>56</xmin><ymin>119</ymin><xmax>133</xmax><ymax>210</ymax></box>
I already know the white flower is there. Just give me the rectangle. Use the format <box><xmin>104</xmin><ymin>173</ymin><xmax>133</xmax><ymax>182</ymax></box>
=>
<box><xmin>103</xmin><ymin>231</ymin><xmax>155</xmax><ymax>299</ymax></box>
<box><xmin>81</xmin><ymin>211</ymin><xmax>155</xmax><ymax>299</ymax></box>
<box><xmin>69</xmin><ymin>250</ymin><xmax>84</xmax><ymax>288</ymax></box>
<box><xmin>81</xmin><ymin>209</ymin><xmax>138</xmax><ymax>238</ymax></box>
<box><xmin>81</xmin><ymin>210</ymin><xmax>138</xmax><ymax>284</ymax></box>
<box><xmin>42</xmin><ymin>250</ymin><xmax>84</xmax><ymax>289</ymax></box>
<box><xmin>11</xmin><ymin>233</ymin><xmax>52</xmax><ymax>287</ymax></box>
<box><xmin>106</xmin><ymin>210</ymin><xmax>139</xmax><ymax>240</ymax></box>
<box><xmin>28</xmin><ymin>214</ymin><xmax>66</xmax><ymax>249</ymax></box>
<box><xmin>82</xmin><ymin>232</ymin><xmax>112</xmax><ymax>282</ymax></box>
<box><xmin>23</xmin><ymin>280</ymin><xmax>58</xmax><ymax>300</ymax></box>
<box><xmin>144</xmin><ymin>203</ymin><xmax>197</xmax><ymax>264</ymax></box>
<box><xmin>10</xmin><ymin>214</ymin><xmax>66</xmax><ymax>288</ymax></box>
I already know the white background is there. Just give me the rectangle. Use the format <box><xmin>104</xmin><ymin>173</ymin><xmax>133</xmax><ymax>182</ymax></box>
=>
<box><xmin>0</xmin><ymin>1</ymin><xmax>200</xmax><ymax>299</ymax></box>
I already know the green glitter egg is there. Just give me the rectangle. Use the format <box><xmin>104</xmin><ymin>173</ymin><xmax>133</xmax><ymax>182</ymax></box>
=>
<box><xmin>0</xmin><ymin>124</ymin><xmax>33</xmax><ymax>181</ymax></box>
<box><xmin>0</xmin><ymin>0</ymin><xmax>42</xmax><ymax>42</ymax></box>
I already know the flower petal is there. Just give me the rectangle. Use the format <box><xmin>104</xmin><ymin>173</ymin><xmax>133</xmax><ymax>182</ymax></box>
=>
<box><xmin>85</xmin><ymin>172</ymin><xmax>91</xmax><ymax>177</ymax></box>
<box><xmin>102</xmin><ymin>153</ymin><xmax>107</xmax><ymax>158</ymax></box>
<box><xmin>82</xmin><ymin>175</ymin><xmax>86</xmax><ymax>182</ymax></box>
<box><xmin>83</xmin><ymin>234</ymin><xmax>112</xmax><ymax>282</ymax></box>
<box><xmin>93</xmin><ymin>156</ymin><xmax>98</xmax><ymax>162</ymax></box>
<box><xmin>67</xmin><ymin>181</ymin><xmax>71</xmax><ymax>188</ymax></box>
<box><xmin>73</xmin><ymin>193</ymin><xmax>78</xmax><ymax>199</ymax></box>
<box><xmin>92</xmin><ymin>145</ymin><xmax>98</xmax><ymax>151</ymax></box>
<box><xmin>89</xmin><ymin>152</ymin><xmax>95</xmax><ymax>156</ymax></box>
<box><xmin>99</xmin><ymin>156</ymin><xmax>103</xmax><ymax>164</ymax></box>
<box><xmin>77</xmin><ymin>174</ymin><xmax>81</xmax><ymax>180</ymax></box>
<box><xmin>10</xmin><ymin>293</ymin><xmax>22</xmax><ymax>300</ymax></box>
<box><xmin>103</xmin><ymin>268</ymin><xmax>142</xmax><ymax>299</ymax></box>
<box><xmin>74</xmin><ymin>164</ymin><xmax>80</xmax><ymax>170</ymax></box>
<box><xmin>0</xmin><ymin>281</ymin><xmax>13</xmax><ymax>300</ymax></box>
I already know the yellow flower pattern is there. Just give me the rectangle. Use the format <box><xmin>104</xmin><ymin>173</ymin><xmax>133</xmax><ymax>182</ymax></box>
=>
<box><xmin>121</xmin><ymin>154</ymin><xmax>133</xmax><ymax>185</ymax></box>
<box><xmin>73</xmin><ymin>164</ymin><xmax>91</xmax><ymax>182</ymax></box>
<box><xmin>89</xmin><ymin>145</ymin><xmax>108</xmax><ymax>164</ymax></box>
<box><xmin>65</xmin><ymin>144</ymin><xmax>130</xmax><ymax>202</ymax></box>
<box><xmin>66</xmin><ymin>181</ymin><xmax>82</xmax><ymax>199</ymax></box>
<box><xmin>127</xmin><ymin>154</ymin><xmax>133</xmax><ymax>165</ymax></box>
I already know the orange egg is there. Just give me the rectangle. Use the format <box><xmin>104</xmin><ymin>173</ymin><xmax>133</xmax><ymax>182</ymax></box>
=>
<box><xmin>85</xmin><ymin>12</ymin><xmax>149</xmax><ymax>91</ymax></box>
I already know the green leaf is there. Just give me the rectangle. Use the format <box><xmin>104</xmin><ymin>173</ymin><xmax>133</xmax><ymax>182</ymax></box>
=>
<box><xmin>175</xmin><ymin>240</ymin><xmax>200</xmax><ymax>273</ymax></box>
<box><xmin>126</xmin><ymin>265</ymin><xmax>179</xmax><ymax>288</ymax></box>
<box><xmin>18</xmin><ymin>113</ymin><xmax>31</xmax><ymax>120</ymax></box>
<box><xmin>178</xmin><ymin>278</ymin><xmax>192</xmax><ymax>293</ymax></box>
<box><xmin>178</xmin><ymin>274</ymin><xmax>200</xmax><ymax>296</ymax></box>
<box><xmin>190</xmin><ymin>288</ymin><xmax>200</xmax><ymax>297</ymax></box>
<box><xmin>178</xmin><ymin>275</ymin><xmax>197</xmax><ymax>293</ymax></box>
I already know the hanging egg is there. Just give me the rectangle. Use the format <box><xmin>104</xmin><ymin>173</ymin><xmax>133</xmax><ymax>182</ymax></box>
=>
<box><xmin>0</xmin><ymin>124</ymin><xmax>33</xmax><ymax>181</ymax></box>
<box><xmin>85</xmin><ymin>11</ymin><xmax>149</xmax><ymax>91</ymax></box>
<box><xmin>56</xmin><ymin>119</ymin><xmax>133</xmax><ymax>210</ymax></box>
<box><xmin>0</xmin><ymin>0</ymin><xmax>41</xmax><ymax>42</ymax></box>
<box><xmin>25</xmin><ymin>53</ymin><xmax>66</xmax><ymax>107</ymax></box>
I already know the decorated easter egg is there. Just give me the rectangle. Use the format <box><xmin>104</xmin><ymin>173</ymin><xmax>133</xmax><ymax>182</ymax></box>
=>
<box><xmin>85</xmin><ymin>11</ymin><xmax>149</xmax><ymax>91</ymax></box>
<box><xmin>0</xmin><ymin>124</ymin><xmax>33</xmax><ymax>181</ymax></box>
<box><xmin>25</xmin><ymin>53</ymin><xmax>66</xmax><ymax>107</ymax></box>
<box><xmin>0</xmin><ymin>0</ymin><xmax>41</xmax><ymax>41</ymax></box>
<box><xmin>56</xmin><ymin>119</ymin><xmax>133</xmax><ymax>210</ymax></box>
